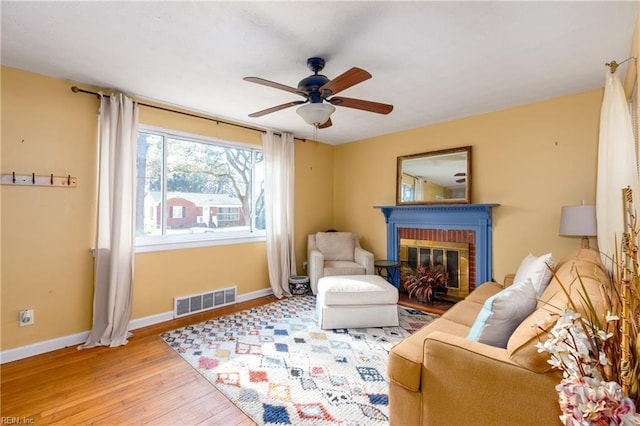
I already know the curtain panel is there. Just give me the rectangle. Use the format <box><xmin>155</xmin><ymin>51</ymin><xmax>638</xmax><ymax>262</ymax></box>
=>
<box><xmin>596</xmin><ymin>70</ymin><xmax>639</xmax><ymax>268</ymax></box>
<box><xmin>79</xmin><ymin>93</ymin><xmax>138</xmax><ymax>349</ymax></box>
<box><xmin>263</xmin><ymin>131</ymin><xmax>297</xmax><ymax>298</ymax></box>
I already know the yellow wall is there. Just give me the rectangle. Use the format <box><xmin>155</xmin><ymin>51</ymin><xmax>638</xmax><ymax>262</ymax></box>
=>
<box><xmin>423</xmin><ymin>180</ymin><xmax>449</xmax><ymax>200</ymax></box>
<box><xmin>333</xmin><ymin>89</ymin><xmax>602</xmax><ymax>282</ymax></box>
<box><xmin>2</xmin><ymin>67</ymin><xmax>98</xmax><ymax>349</ymax></box>
<box><xmin>293</xmin><ymin>140</ymin><xmax>334</xmax><ymax>266</ymax></box>
<box><xmin>1</xmin><ymin>66</ymin><xmax>334</xmax><ymax>350</ymax></box>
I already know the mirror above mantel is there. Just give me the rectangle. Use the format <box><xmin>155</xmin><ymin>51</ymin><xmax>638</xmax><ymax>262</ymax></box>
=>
<box><xmin>397</xmin><ymin>146</ymin><xmax>471</xmax><ymax>205</ymax></box>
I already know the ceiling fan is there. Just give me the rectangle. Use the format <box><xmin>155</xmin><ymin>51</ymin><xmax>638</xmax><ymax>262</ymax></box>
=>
<box><xmin>243</xmin><ymin>57</ymin><xmax>393</xmax><ymax>128</ymax></box>
<box><xmin>455</xmin><ymin>172</ymin><xmax>466</xmax><ymax>184</ymax></box>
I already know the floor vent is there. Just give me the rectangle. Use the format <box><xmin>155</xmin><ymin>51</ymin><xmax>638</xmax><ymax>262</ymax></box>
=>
<box><xmin>174</xmin><ymin>286</ymin><xmax>237</xmax><ymax>319</ymax></box>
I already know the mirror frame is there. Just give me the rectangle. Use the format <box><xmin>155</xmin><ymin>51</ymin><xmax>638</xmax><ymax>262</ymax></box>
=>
<box><xmin>396</xmin><ymin>146</ymin><xmax>472</xmax><ymax>205</ymax></box>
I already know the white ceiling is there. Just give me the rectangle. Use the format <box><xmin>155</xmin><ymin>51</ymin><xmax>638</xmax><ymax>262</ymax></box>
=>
<box><xmin>1</xmin><ymin>1</ymin><xmax>637</xmax><ymax>145</ymax></box>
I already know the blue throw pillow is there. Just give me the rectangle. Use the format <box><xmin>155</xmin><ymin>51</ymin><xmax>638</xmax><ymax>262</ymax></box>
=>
<box><xmin>467</xmin><ymin>279</ymin><xmax>537</xmax><ymax>348</ymax></box>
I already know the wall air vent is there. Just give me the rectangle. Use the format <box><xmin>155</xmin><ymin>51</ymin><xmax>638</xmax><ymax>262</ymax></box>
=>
<box><xmin>173</xmin><ymin>286</ymin><xmax>237</xmax><ymax>319</ymax></box>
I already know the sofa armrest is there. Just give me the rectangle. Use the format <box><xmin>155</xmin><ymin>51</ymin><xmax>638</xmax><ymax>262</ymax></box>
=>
<box><xmin>420</xmin><ymin>331</ymin><xmax>561</xmax><ymax>425</ymax></box>
<box><xmin>308</xmin><ymin>249</ymin><xmax>325</xmax><ymax>294</ymax></box>
<box><xmin>354</xmin><ymin>246</ymin><xmax>374</xmax><ymax>275</ymax></box>
<box><xmin>503</xmin><ymin>273</ymin><xmax>516</xmax><ymax>286</ymax></box>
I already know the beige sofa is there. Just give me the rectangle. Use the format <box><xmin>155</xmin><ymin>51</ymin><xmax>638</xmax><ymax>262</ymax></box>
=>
<box><xmin>388</xmin><ymin>248</ymin><xmax>608</xmax><ymax>426</ymax></box>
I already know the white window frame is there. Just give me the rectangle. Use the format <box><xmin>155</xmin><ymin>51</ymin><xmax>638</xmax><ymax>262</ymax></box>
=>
<box><xmin>136</xmin><ymin>125</ymin><xmax>265</xmax><ymax>253</ymax></box>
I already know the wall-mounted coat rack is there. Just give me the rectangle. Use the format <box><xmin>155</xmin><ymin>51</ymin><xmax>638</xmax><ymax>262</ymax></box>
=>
<box><xmin>1</xmin><ymin>172</ymin><xmax>77</xmax><ymax>187</ymax></box>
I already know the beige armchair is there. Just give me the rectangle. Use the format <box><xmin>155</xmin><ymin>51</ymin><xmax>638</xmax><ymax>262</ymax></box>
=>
<box><xmin>307</xmin><ymin>232</ymin><xmax>374</xmax><ymax>294</ymax></box>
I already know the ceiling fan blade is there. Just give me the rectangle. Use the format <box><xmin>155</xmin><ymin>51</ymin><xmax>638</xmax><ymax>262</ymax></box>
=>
<box><xmin>243</xmin><ymin>77</ymin><xmax>306</xmax><ymax>96</ymax></box>
<box><xmin>456</xmin><ymin>178</ymin><xmax>466</xmax><ymax>183</ymax></box>
<box><xmin>330</xmin><ymin>96</ymin><xmax>393</xmax><ymax>115</ymax></box>
<box><xmin>248</xmin><ymin>101</ymin><xmax>305</xmax><ymax>118</ymax></box>
<box><xmin>319</xmin><ymin>67</ymin><xmax>371</xmax><ymax>96</ymax></box>
<box><xmin>318</xmin><ymin>117</ymin><xmax>333</xmax><ymax>129</ymax></box>
<box><xmin>454</xmin><ymin>172</ymin><xmax>466</xmax><ymax>177</ymax></box>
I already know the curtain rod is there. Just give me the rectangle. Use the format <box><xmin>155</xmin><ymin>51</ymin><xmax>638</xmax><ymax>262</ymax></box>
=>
<box><xmin>606</xmin><ymin>57</ymin><xmax>637</xmax><ymax>73</ymax></box>
<box><xmin>70</xmin><ymin>86</ymin><xmax>306</xmax><ymax>142</ymax></box>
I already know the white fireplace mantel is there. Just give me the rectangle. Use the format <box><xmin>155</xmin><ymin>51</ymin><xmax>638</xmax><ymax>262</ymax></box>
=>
<box><xmin>374</xmin><ymin>204</ymin><xmax>499</xmax><ymax>286</ymax></box>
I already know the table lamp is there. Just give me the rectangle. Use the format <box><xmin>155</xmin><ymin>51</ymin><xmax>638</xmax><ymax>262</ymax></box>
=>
<box><xmin>559</xmin><ymin>204</ymin><xmax>597</xmax><ymax>248</ymax></box>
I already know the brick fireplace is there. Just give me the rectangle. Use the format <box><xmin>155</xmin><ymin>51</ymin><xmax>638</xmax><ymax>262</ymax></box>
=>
<box><xmin>375</xmin><ymin>204</ymin><xmax>499</xmax><ymax>293</ymax></box>
<box><xmin>400</xmin><ymin>228</ymin><xmax>473</xmax><ymax>298</ymax></box>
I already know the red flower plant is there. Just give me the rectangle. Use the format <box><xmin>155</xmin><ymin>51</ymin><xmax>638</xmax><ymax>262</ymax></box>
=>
<box><xmin>402</xmin><ymin>264</ymin><xmax>448</xmax><ymax>303</ymax></box>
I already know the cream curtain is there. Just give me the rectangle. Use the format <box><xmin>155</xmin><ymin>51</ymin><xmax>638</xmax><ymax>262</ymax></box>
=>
<box><xmin>596</xmin><ymin>70</ymin><xmax>639</xmax><ymax>268</ymax></box>
<box><xmin>415</xmin><ymin>177</ymin><xmax>424</xmax><ymax>201</ymax></box>
<box><xmin>263</xmin><ymin>131</ymin><xmax>297</xmax><ymax>298</ymax></box>
<box><xmin>79</xmin><ymin>93</ymin><xmax>138</xmax><ymax>349</ymax></box>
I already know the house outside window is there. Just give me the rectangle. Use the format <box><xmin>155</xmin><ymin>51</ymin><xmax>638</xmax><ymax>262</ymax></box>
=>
<box><xmin>136</xmin><ymin>126</ymin><xmax>265</xmax><ymax>252</ymax></box>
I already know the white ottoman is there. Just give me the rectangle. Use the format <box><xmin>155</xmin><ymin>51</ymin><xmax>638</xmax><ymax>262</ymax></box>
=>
<box><xmin>316</xmin><ymin>275</ymin><xmax>399</xmax><ymax>329</ymax></box>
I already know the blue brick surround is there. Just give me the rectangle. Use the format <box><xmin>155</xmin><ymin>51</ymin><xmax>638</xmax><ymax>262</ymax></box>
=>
<box><xmin>375</xmin><ymin>204</ymin><xmax>499</xmax><ymax>287</ymax></box>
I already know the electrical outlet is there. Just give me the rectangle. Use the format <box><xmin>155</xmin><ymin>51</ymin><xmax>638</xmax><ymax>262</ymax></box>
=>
<box><xmin>19</xmin><ymin>309</ymin><xmax>34</xmax><ymax>327</ymax></box>
<box><xmin>303</xmin><ymin>261</ymin><xmax>308</xmax><ymax>270</ymax></box>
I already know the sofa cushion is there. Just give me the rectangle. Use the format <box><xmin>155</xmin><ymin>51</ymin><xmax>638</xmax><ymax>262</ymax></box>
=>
<box><xmin>323</xmin><ymin>261</ymin><xmax>365</xmax><ymax>277</ymax></box>
<box><xmin>388</xmin><ymin>318</ymin><xmax>471</xmax><ymax>392</ymax></box>
<box><xmin>514</xmin><ymin>252</ymin><xmax>554</xmax><ymax>297</ymax></box>
<box><xmin>507</xmin><ymin>248</ymin><xmax>608</xmax><ymax>372</ymax></box>
<box><xmin>463</xmin><ymin>282</ymin><xmax>504</xmax><ymax>304</ymax></box>
<box><xmin>441</xmin><ymin>299</ymin><xmax>484</xmax><ymax>328</ymax></box>
<box><xmin>467</xmin><ymin>279</ymin><xmax>538</xmax><ymax>348</ymax></box>
<box><xmin>441</xmin><ymin>282</ymin><xmax>503</xmax><ymax>327</ymax></box>
<box><xmin>316</xmin><ymin>232</ymin><xmax>355</xmax><ymax>261</ymax></box>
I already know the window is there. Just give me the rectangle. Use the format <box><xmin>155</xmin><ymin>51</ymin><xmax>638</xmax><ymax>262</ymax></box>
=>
<box><xmin>170</xmin><ymin>206</ymin><xmax>184</xmax><ymax>219</ymax></box>
<box><xmin>135</xmin><ymin>127</ymin><xmax>265</xmax><ymax>251</ymax></box>
<box><xmin>401</xmin><ymin>183</ymin><xmax>414</xmax><ymax>202</ymax></box>
<box><xmin>217</xmin><ymin>207</ymin><xmax>240</xmax><ymax>222</ymax></box>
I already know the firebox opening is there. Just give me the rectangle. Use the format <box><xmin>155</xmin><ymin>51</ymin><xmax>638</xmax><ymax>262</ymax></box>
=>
<box><xmin>399</xmin><ymin>239</ymin><xmax>470</xmax><ymax>300</ymax></box>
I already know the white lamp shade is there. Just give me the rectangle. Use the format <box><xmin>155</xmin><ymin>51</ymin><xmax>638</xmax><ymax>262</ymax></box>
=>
<box><xmin>559</xmin><ymin>205</ymin><xmax>597</xmax><ymax>237</ymax></box>
<box><xmin>296</xmin><ymin>103</ymin><xmax>335</xmax><ymax>126</ymax></box>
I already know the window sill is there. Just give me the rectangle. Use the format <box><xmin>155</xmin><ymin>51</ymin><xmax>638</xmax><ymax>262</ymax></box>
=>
<box><xmin>135</xmin><ymin>233</ymin><xmax>266</xmax><ymax>253</ymax></box>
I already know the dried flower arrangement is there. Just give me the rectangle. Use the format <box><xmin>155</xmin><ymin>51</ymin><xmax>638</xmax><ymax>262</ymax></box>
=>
<box><xmin>536</xmin><ymin>187</ymin><xmax>640</xmax><ymax>425</ymax></box>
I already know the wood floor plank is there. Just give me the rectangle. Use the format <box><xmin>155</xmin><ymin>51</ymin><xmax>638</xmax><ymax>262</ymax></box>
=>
<box><xmin>49</xmin><ymin>373</ymin><xmax>204</xmax><ymax>424</ymax></box>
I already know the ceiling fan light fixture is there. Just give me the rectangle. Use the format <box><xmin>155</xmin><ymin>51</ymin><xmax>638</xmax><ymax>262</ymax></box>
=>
<box><xmin>296</xmin><ymin>103</ymin><xmax>335</xmax><ymax>126</ymax></box>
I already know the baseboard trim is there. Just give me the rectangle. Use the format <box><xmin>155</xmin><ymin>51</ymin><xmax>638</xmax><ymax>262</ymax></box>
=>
<box><xmin>0</xmin><ymin>331</ymin><xmax>90</xmax><ymax>365</ymax></box>
<box><xmin>236</xmin><ymin>287</ymin><xmax>274</xmax><ymax>303</ymax></box>
<box><xmin>127</xmin><ymin>311</ymin><xmax>174</xmax><ymax>331</ymax></box>
<box><xmin>1</xmin><ymin>288</ymin><xmax>274</xmax><ymax>364</ymax></box>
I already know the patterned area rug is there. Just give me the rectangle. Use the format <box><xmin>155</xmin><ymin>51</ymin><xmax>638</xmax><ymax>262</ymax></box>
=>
<box><xmin>161</xmin><ymin>295</ymin><xmax>436</xmax><ymax>425</ymax></box>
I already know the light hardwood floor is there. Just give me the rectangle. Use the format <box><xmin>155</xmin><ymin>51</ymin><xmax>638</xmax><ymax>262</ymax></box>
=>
<box><xmin>1</xmin><ymin>296</ymin><xmax>280</xmax><ymax>425</ymax></box>
<box><xmin>1</xmin><ymin>294</ymin><xmax>447</xmax><ymax>425</ymax></box>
